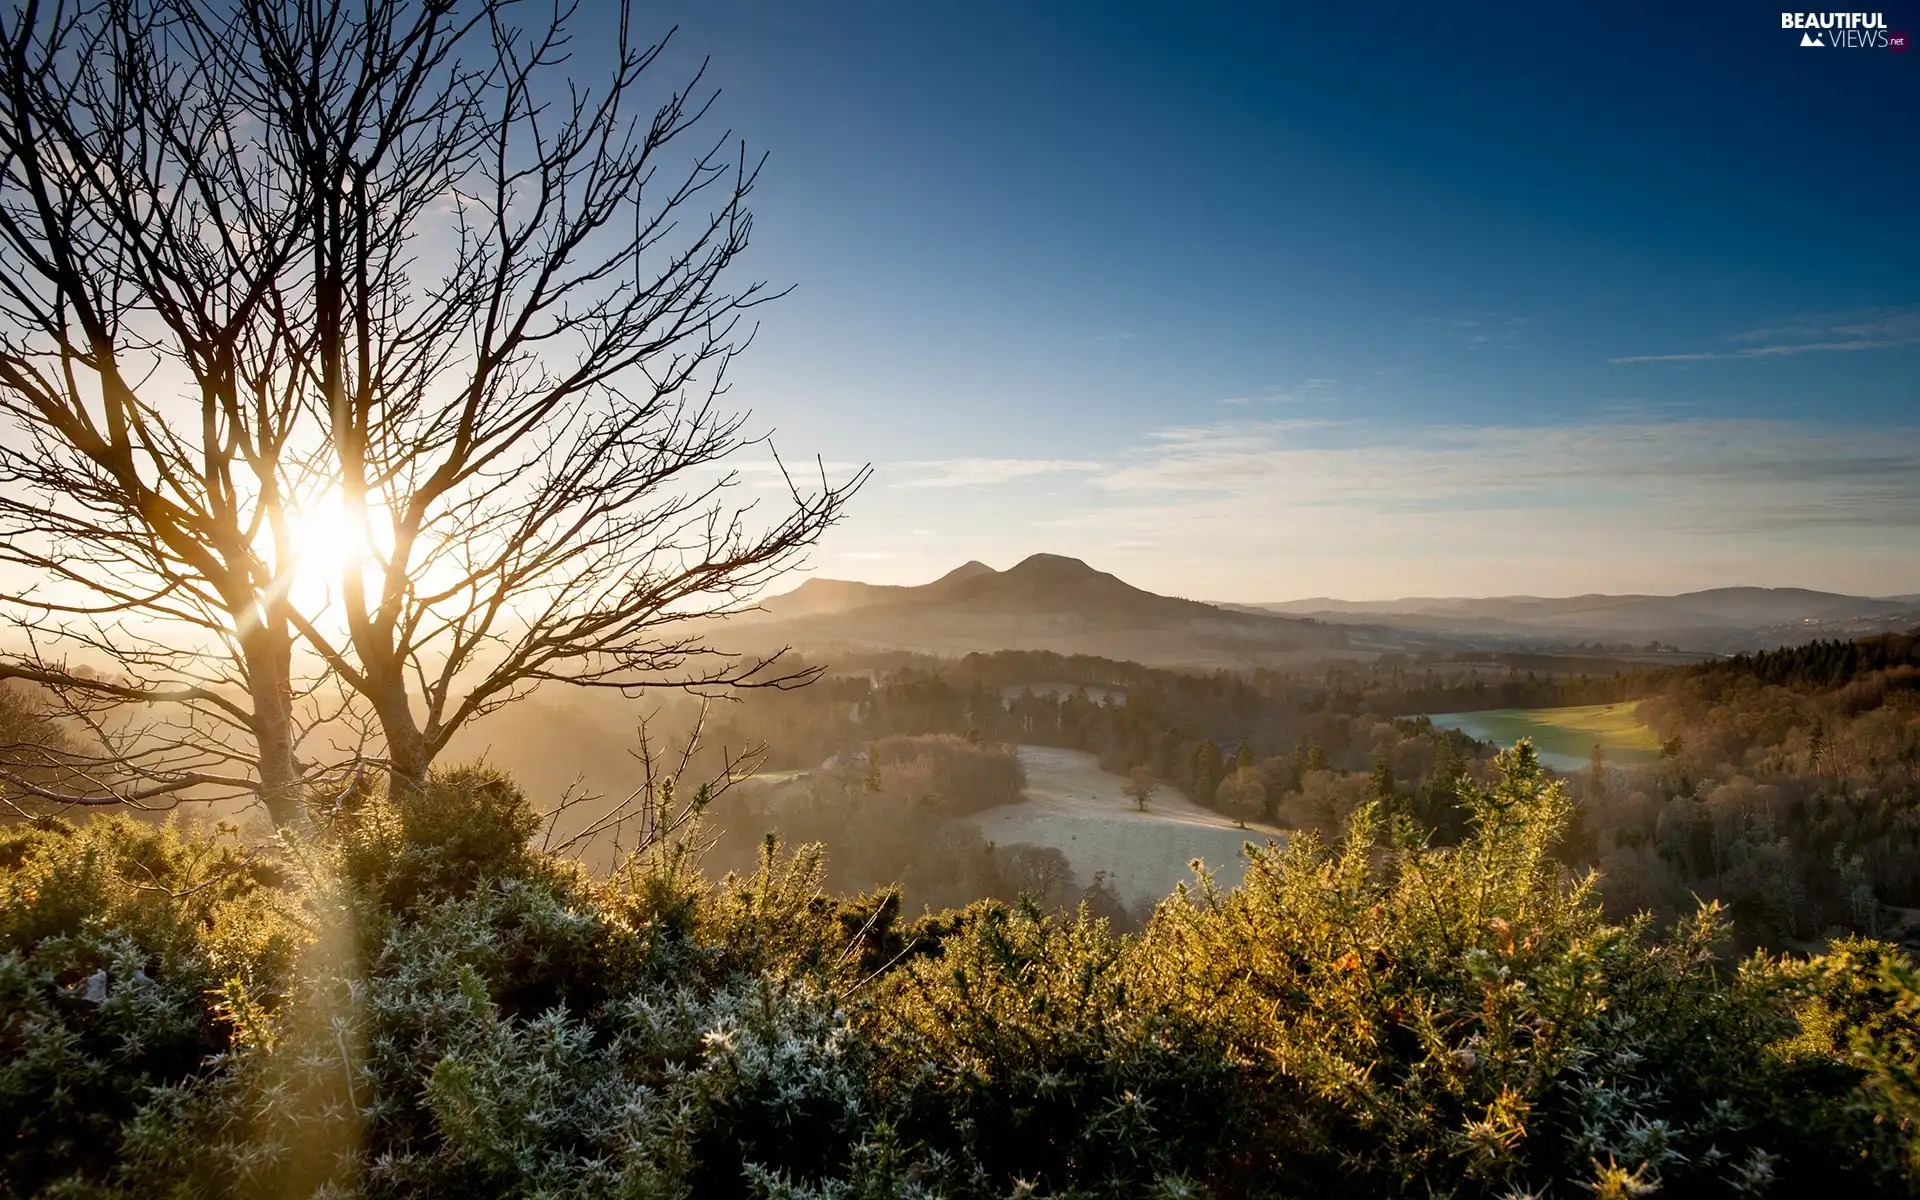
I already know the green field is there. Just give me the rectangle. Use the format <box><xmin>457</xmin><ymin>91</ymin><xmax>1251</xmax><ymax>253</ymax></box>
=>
<box><xmin>1426</xmin><ymin>703</ymin><xmax>1662</xmax><ymax>772</ymax></box>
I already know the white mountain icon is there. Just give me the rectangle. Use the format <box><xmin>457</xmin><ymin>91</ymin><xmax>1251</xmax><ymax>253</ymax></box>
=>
<box><xmin>1800</xmin><ymin>31</ymin><xmax>1824</xmax><ymax>46</ymax></box>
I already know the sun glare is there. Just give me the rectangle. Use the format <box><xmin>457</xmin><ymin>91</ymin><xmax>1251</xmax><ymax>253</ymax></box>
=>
<box><xmin>282</xmin><ymin>493</ymin><xmax>376</xmax><ymax>613</ymax></box>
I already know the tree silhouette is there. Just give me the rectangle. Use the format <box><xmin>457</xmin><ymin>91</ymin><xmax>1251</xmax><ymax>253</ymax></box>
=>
<box><xmin>0</xmin><ymin>0</ymin><xmax>862</xmax><ymax>821</ymax></box>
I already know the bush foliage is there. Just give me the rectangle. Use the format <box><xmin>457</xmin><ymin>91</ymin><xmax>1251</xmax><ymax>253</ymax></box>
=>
<box><xmin>6</xmin><ymin>747</ymin><xmax>1920</xmax><ymax>1197</ymax></box>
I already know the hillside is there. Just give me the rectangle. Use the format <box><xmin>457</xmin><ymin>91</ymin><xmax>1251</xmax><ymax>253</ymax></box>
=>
<box><xmin>1240</xmin><ymin>586</ymin><xmax>1920</xmax><ymax>653</ymax></box>
<box><xmin>738</xmin><ymin>554</ymin><xmax>1359</xmax><ymax>667</ymax></box>
<box><xmin>751</xmin><ymin>561</ymin><xmax>999</xmax><ymax>620</ymax></box>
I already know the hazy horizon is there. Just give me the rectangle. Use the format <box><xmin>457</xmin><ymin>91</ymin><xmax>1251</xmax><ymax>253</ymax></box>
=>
<box><xmin>777</xmin><ymin>551</ymin><xmax>1920</xmax><ymax>608</ymax></box>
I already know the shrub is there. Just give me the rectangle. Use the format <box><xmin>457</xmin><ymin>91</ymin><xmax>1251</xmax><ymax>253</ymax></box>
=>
<box><xmin>868</xmin><ymin>898</ymin><xmax>1235</xmax><ymax>1194</ymax></box>
<box><xmin>1130</xmin><ymin>746</ymin><xmax>1839</xmax><ymax>1194</ymax></box>
<box><xmin>863</xmin><ymin>745</ymin><xmax>1905</xmax><ymax>1196</ymax></box>
<box><xmin>0</xmin><ymin>815</ymin><xmax>302</xmax><ymax>1197</ymax></box>
<box><xmin>107</xmin><ymin>770</ymin><xmax>899</xmax><ymax>1200</ymax></box>
<box><xmin>8</xmin><ymin>750</ymin><xmax>1920</xmax><ymax>1197</ymax></box>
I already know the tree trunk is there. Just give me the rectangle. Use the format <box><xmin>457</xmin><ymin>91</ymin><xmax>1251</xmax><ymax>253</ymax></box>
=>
<box><xmin>368</xmin><ymin>673</ymin><xmax>429</xmax><ymax>796</ymax></box>
<box><xmin>242</xmin><ymin>618</ymin><xmax>303</xmax><ymax>828</ymax></box>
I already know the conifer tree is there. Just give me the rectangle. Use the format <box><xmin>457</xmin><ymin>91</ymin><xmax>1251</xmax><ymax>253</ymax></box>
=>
<box><xmin>1367</xmin><ymin>752</ymin><xmax>1400</xmax><ymax>816</ymax></box>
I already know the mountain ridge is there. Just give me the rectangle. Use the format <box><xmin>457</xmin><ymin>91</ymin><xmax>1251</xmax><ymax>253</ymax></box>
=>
<box><xmin>739</xmin><ymin>554</ymin><xmax>1357</xmax><ymax>667</ymax></box>
<box><xmin>1231</xmin><ymin>586</ymin><xmax>1920</xmax><ymax>652</ymax></box>
<box><xmin>746</xmin><ymin>563</ymin><xmax>1919</xmax><ymax>661</ymax></box>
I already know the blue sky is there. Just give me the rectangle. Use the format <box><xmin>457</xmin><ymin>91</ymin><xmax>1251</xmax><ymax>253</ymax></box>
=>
<box><xmin>627</xmin><ymin>0</ymin><xmax>1918</xmax><ymax>599</ymax></box>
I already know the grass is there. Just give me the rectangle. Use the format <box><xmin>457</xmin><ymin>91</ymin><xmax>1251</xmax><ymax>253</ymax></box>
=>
<box><xmin>1426</xmin><ymin>703</ymin><xmax>1663</xmax><ymax>771</ymax></box>
<box><xmin>966</xmin><ymin>745</ymin><xmax>1280</xmax><ymax>913</ymax></box>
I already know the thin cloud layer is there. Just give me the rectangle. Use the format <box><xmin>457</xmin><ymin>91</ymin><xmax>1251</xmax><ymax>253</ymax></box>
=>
<box><xmin>893</xmin><ymin>458</ymin><xmax>1104</xmax><ymax>488</ymax></box>
<box><xmin>1612</xmin><ymin>308</ymin><xmax>1920</xmax><ymax>363</ymax></box>
<box><xmin>925</xmin><ymin>416</ymin><xmax>1920</xmax><ymax>598</ymax></box>
<box><xmin>1086</xmin><ymin>418</ymin><xmax>1920</xmax><ymax>529</ymax></box>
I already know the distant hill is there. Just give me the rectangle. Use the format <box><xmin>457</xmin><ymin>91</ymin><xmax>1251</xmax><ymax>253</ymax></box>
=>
<box><xmin>738</xmin><ymin>554</ymin><xmax>1357</xmax><ymax>668</ymax></box>
<box><xmin>753</xmin><ymin>561</ymin><xmax>992</xmax><ymax>620</ymax></box>
<box><xmin>1236</xmin><ymin>587</ymin><xmax>1920</xmax><ymax>653</ymax></box>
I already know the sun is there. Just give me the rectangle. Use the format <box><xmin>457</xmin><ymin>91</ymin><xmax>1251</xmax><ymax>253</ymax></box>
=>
<box><xmin>280</xmin><ymin>492</ymin><xmax>377</xmax><ymax>612</ymax></box>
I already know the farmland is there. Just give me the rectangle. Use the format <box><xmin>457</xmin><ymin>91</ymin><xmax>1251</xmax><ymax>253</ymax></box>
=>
<box><xmin>965</xmin><ymin>745</ymin><xmax>1283</xmax><ymax>913</ymax></box>
<box><xmin>1426</xmin><ymin>702</ymin><xmax>1664</xmax><ymax>771</ymax></box>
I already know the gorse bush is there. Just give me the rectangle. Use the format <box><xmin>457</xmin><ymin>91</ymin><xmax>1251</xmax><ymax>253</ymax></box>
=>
<box><xmin>0</xmin><ymin>814</ymin><xmax>302</xmax><ymax>1197</ymax></box>
<box><xmin>5</xmin><ymin>745</ymin><xmax>1920</xmax><ymax>1197</ymax></box>
<box><xmin>1128</xmin><ymin>749</ymin><xmax>1864</xmax><ymax>1195</ymax></box>
<box><xmin>93</xmin><ymin>773</ymin><xmax>901</xmax><ymax>1200</ymax></box>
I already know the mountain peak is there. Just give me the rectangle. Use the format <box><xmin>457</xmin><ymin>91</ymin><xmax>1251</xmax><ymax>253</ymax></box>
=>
<box><xmin>1007</xmin><ymin>552</ymin><xmax>1097</xmax><ymax>575</ymax></box>
<box><xmin>738</xmin><ymin>550</ymin><xmax>1350</xmax><ymax>664</ymax></box>
<box><xmin>933</xmin><ymin>560</ymin><xmax>997</xmax><ymax>585</ymax></box>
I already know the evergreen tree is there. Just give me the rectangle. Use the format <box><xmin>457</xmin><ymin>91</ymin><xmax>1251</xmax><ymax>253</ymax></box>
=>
<box><xmin>1288</xmin><ymin>741</ymin><xmax>1310</xmax><ymax>791</ymax></box>
<box><xmin>1194</xmin><ymin>739</ymin><xmax>1223</xmax><ymax>803</ymax></box>
<box><xmin>1414</xmin><ymin>737</ymin><xmax>1470</xmax><ymax>845</ymax></box>
<box><xmin>1367</xmin><ymin>752</ymin><xmax>1400</xmax><ymax>816</ymax></box>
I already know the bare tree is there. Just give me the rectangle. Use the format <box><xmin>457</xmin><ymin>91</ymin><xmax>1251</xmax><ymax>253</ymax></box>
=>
<box><xmin>999</xmin><ymin>842</ymin><xmax>1074</xmax><ymax>906</ymax></box>
<box><xmin>1124</xmin><ymin>763</ymin><xmax>1157</xmax><ymax>812</ymax></box>
<box><xmin>538</xmin><ymin>699</ymin><xmax>757</xmax><ymax>870</ymax></box>
<box><xmin>0</xmin><ymin>0</ymin><xmax>362</xmax><ymax>822</ymax></box>
<box><xmin>0</xmin><ymin>0</ymin><xmax>861</xmax><ymax>820</ymax></box>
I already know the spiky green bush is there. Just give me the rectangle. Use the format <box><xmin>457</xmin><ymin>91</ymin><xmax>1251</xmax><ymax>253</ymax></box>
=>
<box><xmin>96</xmin><ymin>771</ymin><xmax>911</xmax><ymax>1200</ymax></box>
<box><xmin>1120</xmin><ymin>746</ymin><xmax>1866</xmax><ymax>1195</ymax></box>
<box><xmin>863</xmin><ymin>746</ymin><xmax>1906</xmax><ymax>1196</ymax></box>
<box><xmin>8</xmin><ymin>748</ymin><xmax>1920</xmax><ymax>1198</ymax></box>
<box><xmin>0</xmin><ymin>814</ymin><xmax>302</xmax><ymax>1197</ymax></box>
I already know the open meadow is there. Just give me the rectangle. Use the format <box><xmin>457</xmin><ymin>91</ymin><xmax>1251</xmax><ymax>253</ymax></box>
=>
<box><xmin>965</xmin><ymin>745</ymin><xmax>1284</xmax><ymax>913</ymax></box>
<box><xmin>1426</xmin><ymin>702</ymin><xmax>1663</xmax><ymax>771</ymax></box>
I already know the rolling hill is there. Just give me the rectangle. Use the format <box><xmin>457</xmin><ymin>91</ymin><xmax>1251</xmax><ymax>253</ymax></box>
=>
<box><xmin>1237</xmin><ymin>587</ymin><xmax>1920</xmax><ymax>653</ymax></box>
<box><xmin>736</xmin><ymin>554</ymin><xmax>1359</xmax><ymax>667</ymax></box>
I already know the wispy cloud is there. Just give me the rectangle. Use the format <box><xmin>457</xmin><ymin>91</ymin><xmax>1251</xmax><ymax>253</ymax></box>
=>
<box><xmin>837</xmin><ymin>417</ymin><xmax>1920</xmax><ymax>597</ymax></box>
<box><xmin>893</xmin><ymin>457</ymin><xmax>1104</xmax><ymax>488</ymax></box>
<box><xmin>1216</xmin><ymin>378</ymin><xmax>1340</xmax><ymax>405</ymax></box>
<box><xmin>1612</xmin><ymin>307</ymin><xmax>1920</xmax><ymax>363</ymax></box>
<box><xmin>1081</xmin><ymin>417</ymin><xmax>1920</xmax><ymax>532</ymax></box>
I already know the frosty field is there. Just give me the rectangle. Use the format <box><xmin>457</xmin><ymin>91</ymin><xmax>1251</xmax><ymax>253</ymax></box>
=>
<box><xmin>965</xmin><ymin>745</ymin><xmax>1284</xmax><ymax>913</ymax></box>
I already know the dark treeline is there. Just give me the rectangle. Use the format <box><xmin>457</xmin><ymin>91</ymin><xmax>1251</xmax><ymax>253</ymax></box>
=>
<box><xmin>1594</xmin><ymin>632</ymin><xmax>1920</xmax><ymax>947</ymax></box>
<box><xmin>710</xmin><ymin>637</ymin><xmax>1920</xmax><ymax>951</ymax></box>
<box><xmin>1690</xmin><ymin>631</ymin><xmax>1920</xmax><ymax>689</ymax></box>
<box><xmin>716</xmin><ymin>648</ymin><xmax>1641</xmax><ymax>811</ymax></box>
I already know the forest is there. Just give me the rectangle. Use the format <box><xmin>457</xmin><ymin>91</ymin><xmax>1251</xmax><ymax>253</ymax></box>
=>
<box><xmin>693</xmin><ymin>636</ymin><xmax>1920</xmax><ymax>950</ymax></box>
<box><xmin>10</xmin><ymin>633</ymin><xmax>1920</xmax><ymax>1193</ymax></box>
